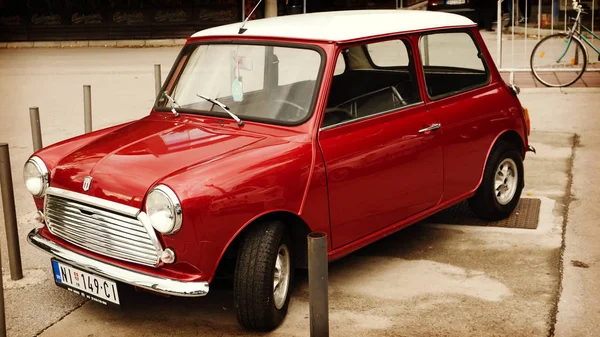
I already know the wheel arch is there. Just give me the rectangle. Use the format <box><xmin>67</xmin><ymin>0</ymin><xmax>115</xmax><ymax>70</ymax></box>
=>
<box><xmin>211</xmin><ymin>211</ymin><xmax>313</xmax><ymax>282</ymax></box>
<box><xmin>495</xmin><ymin>130</ymin><xmax>526</xmax><ymax>158</ymax></box>
<box><xmin>473</xmin><ymin>129</ymin><xmax>526</xmax><ymax>192</ymax></box>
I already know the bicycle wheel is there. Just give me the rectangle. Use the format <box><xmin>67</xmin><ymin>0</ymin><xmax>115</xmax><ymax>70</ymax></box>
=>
<box><xmin>531</xmin><ymin>33</ymin><xmax>587</xmax><ymax>87</ymax></box>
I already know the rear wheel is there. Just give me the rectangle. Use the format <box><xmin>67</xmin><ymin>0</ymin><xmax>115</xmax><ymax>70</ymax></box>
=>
<box><xmin>531</xmin><ymin>33</ymin><xmax>587</xmax><ymax>87</ymax></box>
<box><xmin>469</xmin><ymin>141</ymin><xmax>524</xmax><ymax>220</ymax></box>
<box><xmin>234</xmin><ymin>221</ymin><xmax>293</xmax><ymax>331</ymax></box>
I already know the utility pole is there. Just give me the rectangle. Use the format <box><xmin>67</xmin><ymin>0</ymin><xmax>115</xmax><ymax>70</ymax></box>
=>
<box><xmin>265</xmin><ymin>0</ymin><xmax>277</xmax><ymax>17</ymax></box>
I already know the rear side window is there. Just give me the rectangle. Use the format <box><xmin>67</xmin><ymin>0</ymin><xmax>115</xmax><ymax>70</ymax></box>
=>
<box><xmin>419</xmin><ymin>31</ymin><xmax>489</xmax><ymax>99</ymax></box>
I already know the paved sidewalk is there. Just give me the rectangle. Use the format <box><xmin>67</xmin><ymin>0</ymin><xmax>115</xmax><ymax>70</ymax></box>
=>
<box><xmin>499</xmin><ymin>71</ymin><xmax>600</xmax><ymax>88</ymax></box>
<box><xmin>519</xmin><ymin>90</ymin><xmax>600</xmax><ymax>337</ymax></box>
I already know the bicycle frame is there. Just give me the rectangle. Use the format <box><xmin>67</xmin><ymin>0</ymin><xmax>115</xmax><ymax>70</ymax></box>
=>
<box><xmin>557</xmin><ymin>9</ymin><xmax>600</xmax><ymax>63</ymax></box>
<box><xmin>577</xmin><ymin>25</ymin><xmax>600</xmax><ymax>55</ymax></box>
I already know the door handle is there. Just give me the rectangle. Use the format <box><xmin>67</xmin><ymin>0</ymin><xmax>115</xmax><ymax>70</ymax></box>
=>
<box><xmin>418</xmin><ymin>123</ymin><xmax>442</xmax><ymax>134</ymax></box>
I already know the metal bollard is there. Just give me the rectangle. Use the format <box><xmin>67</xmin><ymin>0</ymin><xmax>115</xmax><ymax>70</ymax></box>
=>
<box><xmin>83</xmin><ymin>85</ymin><xmax>92</xmax><ymax>133</ymax></box>
<box><xmin>154</xmin><ymin>64</ymin><xmax>162</xmax><ymax>98</ymax></box>
<box><xmin>0</xmin><ymin>144</ymin><xmax>23</xmax><ymax>280</ymax></box>
<box><xmin>308</xmin><ymin>232</ymin><xmax>329</xmax><ymax>337</ymax></box>
<box><xmin>29</xmin><ymin>107</ymin><xmax>43</xmax><ymax>152</ymax></box>
<box><xmin>0</xmin><ymin>241</ymin><xmax>6</xmax><ymax>337</ymax></box>
<box><xmin>496</xmin><ymin>0</ymin><xmax>502</xmax><ymax>67</ymax></box>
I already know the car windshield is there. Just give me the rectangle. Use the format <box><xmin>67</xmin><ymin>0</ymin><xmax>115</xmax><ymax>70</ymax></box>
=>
<box><xmin>156</xmin><ymin>43</ymin><xmax>323</xmax><ymax>125</ymax></box>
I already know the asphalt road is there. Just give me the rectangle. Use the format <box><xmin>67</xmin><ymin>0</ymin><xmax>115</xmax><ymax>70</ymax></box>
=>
<box><xmin>0</xmin><ymin>46</ymin><xmax>598</xmax><ymax>337</ymax></box>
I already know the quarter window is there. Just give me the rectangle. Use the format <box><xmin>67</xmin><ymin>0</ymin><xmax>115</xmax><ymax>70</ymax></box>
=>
<box><xmin>323</xmin><ymin>39</ymin><xmax>420</xmax><ymax>128</ymax></box>
<box><xmin>334</xmin><ymin>53</ymin><xmax>346</xmax><ymax>75</ymax></box>
<box><xmin>419</xmin><ymin>31</ymin><xmax>489</xmax><ymax>99</ymax></box>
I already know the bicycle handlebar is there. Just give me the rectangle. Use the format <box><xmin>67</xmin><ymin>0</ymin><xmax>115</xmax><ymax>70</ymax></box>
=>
<box><xmin>572</xmin><ymin>0</ymin><xmax>583</xmax><ymax>12</ymax></box>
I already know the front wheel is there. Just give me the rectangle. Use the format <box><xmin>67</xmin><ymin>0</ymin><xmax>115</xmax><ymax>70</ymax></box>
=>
<box><xmin>531</xmin><ymin>33</ymin><xmax>587</xmax><ymax>87</ymax></box>
<box><xmin>234</xmin><ymin>221</ymin><xmax>293</xmax><ymax>331</ymax></box>
<box><xmin>469</xmin><ymin>141</ymin><xmax>524</xmax><ymax>220</ymax></box>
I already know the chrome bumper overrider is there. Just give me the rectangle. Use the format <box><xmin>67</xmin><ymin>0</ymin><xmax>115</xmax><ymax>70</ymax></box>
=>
<box><xmin>28</xmin><ymin>228</ymin><xmax>209</xmax><ymax>297</ymax></box>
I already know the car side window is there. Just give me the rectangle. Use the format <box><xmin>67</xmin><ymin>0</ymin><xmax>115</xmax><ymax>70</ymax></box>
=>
<box><xmin>366</xmin><ymin>39</ymin><xmax>410</xmax><ymax>67</ymax></box>
<box><xmin>419</xmin><ymin>31</ymin><xmax>489</xmax><ymax>99</ymax></box>
<box><xmin>323</xmin><ymin>39</ymin><xmax>421</xmax><ymax>128</ymax></box>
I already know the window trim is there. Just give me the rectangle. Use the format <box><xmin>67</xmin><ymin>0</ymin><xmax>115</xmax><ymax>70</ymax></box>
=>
<box><xmin>418</xmin><ymin>29</ymin><xmax>491</xmax><ymax>101</ymax></box>
<box><xmin>154</xmin><ymin>40</ymin><xmax>326</xmax><ymax>127</ymax></box>
<box><xmin>320</xmin><ymin>35</ymin><xmax>423</xmax><ymax>131</ymax></box>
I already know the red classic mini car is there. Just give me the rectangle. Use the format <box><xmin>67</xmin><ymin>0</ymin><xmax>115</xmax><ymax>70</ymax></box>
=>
<box><xmin>25</xmin><ymin>10</ymin><xmax>532</xmax><ymax>331</ymax></box>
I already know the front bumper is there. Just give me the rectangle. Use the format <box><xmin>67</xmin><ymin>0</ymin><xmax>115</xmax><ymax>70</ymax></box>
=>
<box><xmin>28</xmin><ymin>228</ymin><xmax>209</xmax><ymax>297</ymax></box>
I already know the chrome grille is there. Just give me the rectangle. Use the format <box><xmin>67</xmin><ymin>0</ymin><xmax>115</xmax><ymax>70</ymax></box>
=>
<box><xmin>45</xmin><ymin>192</ymin><xmax>161</xmax><ymax>267</ymax></box>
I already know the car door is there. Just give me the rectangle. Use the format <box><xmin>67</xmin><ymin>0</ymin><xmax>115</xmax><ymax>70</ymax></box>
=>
<box><xmin>318</xmin><ymin>38</ymin><xmax>444</xmax><ymax>249</ymax></box>
<box><xmin>418</xmin><ymin>30</ymin><xmax>501</xmax><ymax>202</ymax></box>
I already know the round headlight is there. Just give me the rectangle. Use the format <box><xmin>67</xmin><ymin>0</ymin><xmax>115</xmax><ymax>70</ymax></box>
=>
<box><xmin>23</xmin><ymin>157</ymin><xmax>49</xmax><ymax>197</ymax></box>
<box><xmin>145</xmin><ymin>185</ymin><xmax>182</xmax><ymax>235</ymax></box>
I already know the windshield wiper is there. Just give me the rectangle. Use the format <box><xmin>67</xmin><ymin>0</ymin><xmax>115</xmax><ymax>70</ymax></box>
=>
<box><xmin>196</xmin><ymin>94</ymin><xmax>244</xmax><ymax>127</ymax></box>
<box><xmin>163</xmin><ymin>91</ymin><xmax>180</xmax><ymax>117</ymax></box>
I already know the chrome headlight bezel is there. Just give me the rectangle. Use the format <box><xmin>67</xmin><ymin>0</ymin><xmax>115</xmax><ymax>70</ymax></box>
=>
<box><xmin>145</xmin><ymin>184</ymin><xmax>182</xmax><ymax>235</ymax></box>
<box><xmin>23</xmin><ymin>156</ymin><xmax>49</xmax><ymax>198</ymax></box>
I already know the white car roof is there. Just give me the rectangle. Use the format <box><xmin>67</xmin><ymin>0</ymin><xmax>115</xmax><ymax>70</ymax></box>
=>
<box><xmin>191</xmin><ymin>10</ymin><xmax>475</xmax><ymax>43</ymax></box>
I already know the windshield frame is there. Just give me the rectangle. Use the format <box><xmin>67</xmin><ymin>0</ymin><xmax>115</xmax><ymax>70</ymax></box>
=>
<box><xmin>154</xmin><ymin>40</ymin><xmax>327</xmax><ymax>127</ymax></box>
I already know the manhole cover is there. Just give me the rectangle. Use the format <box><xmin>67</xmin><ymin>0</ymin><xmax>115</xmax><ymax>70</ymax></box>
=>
<box><xmin>425</xmin><ymin>198</ymin><xmax>541</xmax><ymax>229</ymax></box>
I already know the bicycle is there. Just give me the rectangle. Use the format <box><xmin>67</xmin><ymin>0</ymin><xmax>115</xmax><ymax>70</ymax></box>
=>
<box><xmin>530</xmin><ymin>0</ymin><xmax>600</xmax><ymax>87</ymax></box>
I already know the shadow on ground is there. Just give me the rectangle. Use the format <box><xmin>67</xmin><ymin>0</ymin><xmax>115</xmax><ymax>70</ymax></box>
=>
<box><xmin>41</xmin><ymin>222</ymin><xmax>558</xmax><ymax>337</ymax></box>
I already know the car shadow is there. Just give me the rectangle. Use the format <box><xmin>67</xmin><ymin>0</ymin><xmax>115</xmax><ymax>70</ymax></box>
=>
<box><xmin>108</xmin><ymin>223</ymin><xmax>454</xmax><ymax>333</ymax></box>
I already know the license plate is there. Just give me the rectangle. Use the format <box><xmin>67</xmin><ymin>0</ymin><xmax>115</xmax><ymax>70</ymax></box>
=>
<box><xmin>446</xmin><ymin>0</ymin><xmax>466</xmax><ymax>4</ymax></box>
<box><xmin>51</xmin><ymin>259</ymin><xmax>120</xmax><ymax>306</ymax></box>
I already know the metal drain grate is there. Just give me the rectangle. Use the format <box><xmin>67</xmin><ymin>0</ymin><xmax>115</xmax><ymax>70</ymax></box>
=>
<box><xmin>425</xmin><ymin>198</ymin><xmax>541</xmax><ymax>229</ymax></box>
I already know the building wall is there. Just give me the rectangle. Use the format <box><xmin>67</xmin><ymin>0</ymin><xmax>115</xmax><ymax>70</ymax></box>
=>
<box><xmin>0</xmin><ymin>0</ymin><xmax>423</xmax><ymax>42</ymax></box>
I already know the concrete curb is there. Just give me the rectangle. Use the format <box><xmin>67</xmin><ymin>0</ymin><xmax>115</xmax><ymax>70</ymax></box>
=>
<box><xmin>521</xmin><ymin>87</ymin><xmax>600</xmax><ymax>93</ymax></box>
<box><xmin>1</xmin><ymin>38</ymin><xmax>187</xmax><ymax>49</ymax></box>
<box><xmin>507</xmin><ymin>25</ymin><xmax>566</xmax><ymax>37</ymax></box>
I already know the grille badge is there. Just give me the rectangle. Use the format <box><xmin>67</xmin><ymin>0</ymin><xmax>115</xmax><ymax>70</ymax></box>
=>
<box><xmin>82</xmin><ymin>176</ymin><xmax>93</xmax><ymax>191</ymax></box>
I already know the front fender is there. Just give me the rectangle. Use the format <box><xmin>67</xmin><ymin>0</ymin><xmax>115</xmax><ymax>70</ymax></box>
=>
<box><xmin>160</xmin><ymin>138</ymin><xmax>313</xmax><ymax>282</ymax></box>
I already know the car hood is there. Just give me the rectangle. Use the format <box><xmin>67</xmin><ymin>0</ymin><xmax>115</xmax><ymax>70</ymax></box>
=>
<box><xmin>51</xmin><ymin>117</ymin><xmax>264</xmax><ymax>208</ymax></box>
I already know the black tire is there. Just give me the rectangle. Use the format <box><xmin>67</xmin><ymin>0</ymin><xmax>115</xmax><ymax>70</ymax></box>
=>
<box><xmin>468</xmin><ymin>141</ymin><xmax>524</xmax><ymax>220</ymax></box>
<box><xmin>234</xmin><ymin>221</ymin><xmax>293</xmax><ymax>331</ymax></box>
<box><xmin>530</xmin><ymin>33</ymin><xmax>587</xmax><ymax>87</ymax></box>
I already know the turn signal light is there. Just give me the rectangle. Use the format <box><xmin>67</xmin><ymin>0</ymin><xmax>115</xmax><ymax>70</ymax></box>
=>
<box><xmin>34</xmin><ymin>210</ymin><xmax>45</xmax><ymax>223</ymax></box>
<box><xmin>523</xmin><ymin>107</ymin><xmax>531</xmax><ymax>136</ymax></box>
<box><xmin>160</xmin><ymin>248</ymin><xmax>176</xmax><ymax>264</ymax></box>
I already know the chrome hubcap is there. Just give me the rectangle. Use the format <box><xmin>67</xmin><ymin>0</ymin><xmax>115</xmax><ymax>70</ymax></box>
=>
<box><xmin>273</xmin><ymin>244</ymin><xmax>290</xmax><ymax>310</ymax></box>
<box><xmin>494</xmin><ymin>158</ymin><xmax>518</xmax><ymax>205</ymax></box>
